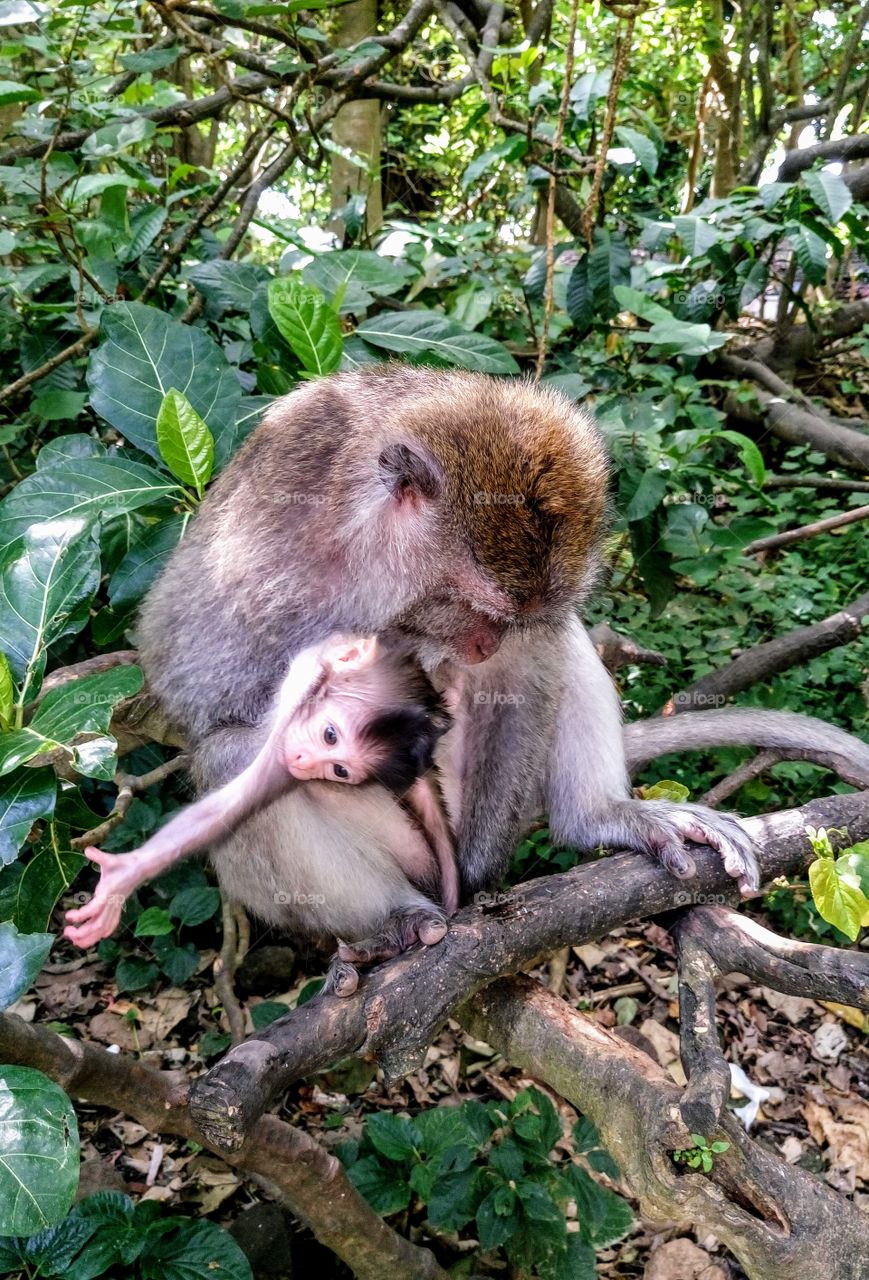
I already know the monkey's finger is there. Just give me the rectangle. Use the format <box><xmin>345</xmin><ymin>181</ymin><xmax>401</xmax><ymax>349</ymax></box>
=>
<box><xmin>336</xmin><ymin>936</ymin><xmax>401</xmax><ymax>965</ymax></box>
<box><xmin>328</xmin><ymin>961</ymin><xmax>359</xmax><ymax>997</ymax></box>
<box><xmin>655</xmin><ymin>841</ymin><xmax>697</xmax><ymax>880</ymax></box>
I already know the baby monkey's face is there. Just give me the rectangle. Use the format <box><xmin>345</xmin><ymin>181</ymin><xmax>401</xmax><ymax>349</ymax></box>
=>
<box><xmin>283</xmin><ymin>702</ymin><xmax>374</xmax><ymax>786</ymax></box>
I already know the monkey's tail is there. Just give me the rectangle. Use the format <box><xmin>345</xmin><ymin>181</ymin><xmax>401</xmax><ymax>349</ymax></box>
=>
<box><xmin>625</xmin><ymin>707</ymin><xmax>869</xmax><ymax>786</ymax></box>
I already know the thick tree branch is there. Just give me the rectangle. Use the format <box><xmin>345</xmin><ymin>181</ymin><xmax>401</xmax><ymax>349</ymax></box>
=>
<box><xmin>0</xmin><ymin>1013</ymin><xmax>448</xmax><ymax>1280</ymax></box>
<box><xmin>188</xmin><ymin>789</ymin><xmax>869</xmax><ymax>1151</ymax></box>
<box><xmin>462</xmin><ymin>976</ymin><xmax>869</xmax><ymax>1280</ymax></box>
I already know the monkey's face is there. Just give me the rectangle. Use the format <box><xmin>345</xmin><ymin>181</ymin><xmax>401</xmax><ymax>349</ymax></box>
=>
<box><xmin>394</xmin><ymin>595</ymin><xmax>508</xmax><ymax>667</ymax></box>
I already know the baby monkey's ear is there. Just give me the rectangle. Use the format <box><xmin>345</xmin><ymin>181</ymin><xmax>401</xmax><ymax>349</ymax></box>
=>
<box><xmin>320</xmin><ymin>633</ymin><xmax>380</xmax><ymax>672</ymax></box>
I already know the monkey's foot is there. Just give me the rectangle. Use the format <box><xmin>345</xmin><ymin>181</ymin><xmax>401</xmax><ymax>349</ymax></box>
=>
<box><xmin>322</xmin><ymin>958</ymin><xmax>360</xmax><ymax>998</ymax></box>
<box><xmin>625</xmin><ymin>799</ymin><xmax>759</xmax><ymax>895</ymax></box>
<box><xmin>336</xmin><ymin>907</ymin><xmax>448</xmax><ymax>967</ymax></box>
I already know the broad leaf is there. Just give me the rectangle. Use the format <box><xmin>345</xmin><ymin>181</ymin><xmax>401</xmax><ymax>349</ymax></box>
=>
<box><xmin>809</xmin><ymin>856</ymin><xmax>869</xmax><ymax>941</ymax></box>
<box><xmin>613</xmin><ymin>125</ymin><xmax>658</xmax><ymax>176</ymax></box>
<box><xmin>187</xmin><ymin>260</ymin><xmax>270</xmax><ymax>313</ymax></box>
<box><xmin>267</xmin><ymin>277</ymin><xmax>343</xmax><ymax>375</ymax></box>
<box><xmin>0</xmin><ymin>921</ymin><xmax>52</xmax><ymax>1008</ymax></box>
<box><xmin>0</xmin><ymin>455</ymin><xmax>179</xmax><ymax>550</ymax></box>
<box><xmin>0</xmin><ymin>521</ymin><xmax>100</xmax><ymax>698</ymax></box>
<box><xmin>803</xmin><ymin>169</ymin><xmax>853</xmax><ymax>225</ymax></box>
<box><xmin>140</xmin><ymin>1219</ymin><xmax>253</xmax><ymax>1280</ymax></box>
<box><xmin>587</xmin><ymin>228</ymin><xmax>631</xmax><ymax>318</ymax></box>
<box><xmin>302</xmin><ymin>250</ymin><xmax>414</xmax><ymax>313</ymax></box>
<box><xmin>87</xmin><ymin>302</ymin><xmax>242</xmax><ymax>469</ymax></box>
<box><xmin>108</xmin><ymin>514</ymin><xmax>187</xmax><ymax>610</ymax></box>
<box><xmin>0</xmin><ymin>1067</ymin><xmax>79</xmax><ymax>1235</ymax></box>
<box><xmin>156</xmin><ymin>389</ymin><xmax>214</xmax><ymax>497</ymax></box>
<box><xmin>357</xmin><ymin>310</ymin><xmax>519</xmax><ymax>374</ymax></box>
<box><xmin>0</xmin><ymin>768</ymin><xmax>56</xmax><ymax>865</ymax></box>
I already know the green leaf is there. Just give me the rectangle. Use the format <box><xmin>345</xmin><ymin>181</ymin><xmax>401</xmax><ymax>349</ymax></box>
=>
<box><xmin>187</xmin><ymin>260</ymin><xmax>270</xmax><ymax>313</ymax></box>
<box><xmin>87</xmin><ymin>302</ymin><xmax>242</xmax><ymax>470</ymax></box>
<box><xmin>156</xmin><ymin>389</ymin><xmax>215</xmax><ymax>497</ymax></box>
<box><xmin>267</xmin><ymin>277</ymin><xmax>343</xmax><ymax>375</ymax></box>
<box><xmin>302</xmin><ymin>250</ymin><xmax>415</xmax><ymax>313</ymax></box>
<box><xmin>569</xmin><ymin>1165</ymin><xmax>634</xmax><ymax>1246</ymax></box>
<box><xmin>642</xmin><ymin>779</ymin><xmax>690</xmax><ymax>802</ymax></box>
<box><xmin>81</xmin><ymin>116</ymin><xmax>157</xmax><ymax>159</ymax></box>
<box><xmin>476</xmin><ymin>1187</ymin><xmax>517</xmax><ymax>1249</ymax></box>
<box><xmin>5</xmin><ymin>841</ymin><xmax>84</xmax><ymax>934</ymax></box>
<box><xmin>0</xmin><ymin>768</ymin><xmax>56</xmax><ymax>865</ymax></box>
<box><xmin>348</xmin><ymin>1156</ymin><xmax>412</xmax><ymax>1214</ymax></box>
<box><xmin>0</xmin><ymin>1066</ymin><xmax>79</xmax><ymax>1234</ymax></box>
<box><xmin>108</xmin><ymin>514</ymin><xmax>187</xmax><ymax>610</ymax></box>
<box><xmin>0</xmin><ymin>651</ymin><xmax>12</xmax><ymax>729</ymax></box>
<box><xmin>115</xmin><ymin>956</ymin><xmax>160</xmax><ymax>991</ymax></box>
<box><xmin>366</xmin><ymin>1112</ymin><xmax>419</xmax><ymax>1162</ymax></box>
<box><xmin>141</xmin><ymin>1219</ymin><xmax>253</xmax><ymax>1280</ymax></box>
<box><xmin>462</xmin><ymin>135</ymin><xmax>528</xmax><ymax>189</ymax></box>
<box><xmin>587</xmin><ymin>228</ymin><xmax>631</xmax><ymax>318</ymax></box>
<box><xmin>613</xmin><ymin>125</ymin><xmax>658</xmax><ymax>176</ymax></box>
<box><xmin>168</xmin><ymin>884</ymin><xmax>220</xmax><ymax>926</ymax></box>
<box><xmin>613</xmin><ymin>284</ymin><xmax>672</xmax><ymax>324</ymax></box>
<box><xmin>625</xmin><ymin>468</ymin><xmax>667</xmax><ymax>521</ymax></box>
<box><xmin>0</xmin><ymin>79</ymin><xmax>40</xmax><ymax>104</ymax></box>
<box><xmin>0</xmin><ymin>922</ymin><xmax>52</xmax><ymax>1007</ymax></box>
<box><xmin>120</xmin><ymin>206</ymin><xmax>167</xmax><ymax>264</ymax></box>
<box><xmin>357</xmin><ymin>310</ymin><xmax>519</xmax><ymax>374</ymax></box>
<box><xmin>0</xmin><ymin>521</ymin><xmax>100</xmax><ymax>698</ymax></box>
<box><xmin>809</xmin><ymin>856</ymin><xmax>869</xmax><ymax>941</ymax></box>
<box><xmin>717</xmin><ymin>429</ymin><xmax>766</xmax><ymax>486</ymax></box>
<box><xmin>673</xmin><ymin>213</ymin><xmax>720</xmax><ymax>256</ymax></box>
<box><xmin>803</xmin><ymin>169</ymin><xmax>853</xmax><ymax>225</ymax></box>
<box><xmin>134</xmin><ymin>907</ymin><xmax>174</xmax><ymax>938</ymax></box>
<box><xmin>0</xmin><ymin>456</ymin><xmax>180</xmax><ymax>550</ymax></box>
<box><xmin>119</xmin><ymin>45</ymin><xmax>182</xmax><ymax>72</ymax></box>
<box><xmin>790</xmin><ymin>224</ymin><xmax>828</xmax><ymax>284</ymax></box>
<box><xmin>566</xmin><ymin>256</ymin><xmax>593</xmax><ymax>328</ymax></box>
<box><xmin>250</xmin><ymin>1000</ymin><xmax>290</xmax><ymax>1029</ymax></box>
<box><xmin>627</xmin><ymin>315</ymin><xmax>731</xmax><ymax>355</ymax></box>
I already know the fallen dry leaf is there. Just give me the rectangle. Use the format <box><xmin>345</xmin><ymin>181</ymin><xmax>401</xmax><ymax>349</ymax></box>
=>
<box><xmin>644</xmin><ymin>1238</ymin><xmax>728</xmax><ymax>1279</ymax></box>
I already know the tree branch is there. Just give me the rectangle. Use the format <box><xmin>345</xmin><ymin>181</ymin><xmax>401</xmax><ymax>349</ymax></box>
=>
<box><xmin>187</xmin><ymin>789</ymin><xmax>869</xmax><ymax>1152</ymax></box>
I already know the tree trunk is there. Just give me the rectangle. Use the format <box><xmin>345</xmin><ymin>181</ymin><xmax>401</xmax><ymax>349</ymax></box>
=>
<box><xmin>330</xmin><ymin>0</ymin><xmax>383</xmax><ymax>240</ymax></box>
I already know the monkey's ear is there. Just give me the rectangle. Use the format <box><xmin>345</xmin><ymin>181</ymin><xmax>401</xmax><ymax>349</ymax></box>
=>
<box><xmin>329</xmin><ymin>634</ymin><xmax>380</xmax><ymax>672</ymax></box>
<box><xmin>378</xmin><ymin>442</ymin><xmax>442</xmax><ymax>503</ymax></box>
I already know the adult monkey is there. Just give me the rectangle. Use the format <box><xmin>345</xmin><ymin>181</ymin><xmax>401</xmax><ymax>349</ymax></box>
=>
<box><xmin>138</xmin><ymin>366</ymin><xmax>757</xmax><ymax>958</ymax></box>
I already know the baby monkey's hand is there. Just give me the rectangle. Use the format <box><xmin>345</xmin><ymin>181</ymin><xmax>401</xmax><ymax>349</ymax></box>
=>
<box><xmin>64</xmin><ymin>847</ymin><xmax>140</xmax><ymax>949</ymax></box>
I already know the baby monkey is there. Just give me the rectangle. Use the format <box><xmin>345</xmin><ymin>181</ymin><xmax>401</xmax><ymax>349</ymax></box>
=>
<box><xmin>63</xmin><ymin>635</ymin><xmax>459</xmax><ymax>962</ymax></box>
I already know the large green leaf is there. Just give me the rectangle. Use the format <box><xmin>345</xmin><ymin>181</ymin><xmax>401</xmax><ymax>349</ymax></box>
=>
<box><xmin>267</xmin><ymin>277</ymin><xmax>343</xmax><ymax>375</ymax></box>
<box><xmin>0</xmin><ymin>921</ymin><xmax>52</xmax><ymax>1008</ymax></box>
<box><xmin>0</xmin><ymin>455</ymin><xmax>180</xmax><ymax>550</ymax></box>
<box><xmin>87</xmin><ymin>302</ymin><xmax>242</xmax><ymax>469</ymax></box>
<box><xmin>0</xmin><ymin>768</ymin><xmax>55</xmax><ymax>865</ymax></box>
<box><xmin>4</xmin><ymin>838</ymin><xmax>84</xmax><ymax>934</ymax></box>
<box><xmin>186</xmin><ymin>260</ymin><xmax>270</xmax><ymax>313</ymax></box>
<box><xmin>302</xmin><ymin>251</ymin><xmax>414</xmax><ymax>313</ymax></box>
<box><xmin>0</xmin><ymin>1067</ymin><xmax>79</xmax><ymax>1235</ymax></box>
<box><xmin>613</xmin><ymin>125</ymin><xmax>658</xmax><ymax>176</ymax></box>
<box><xmin>357</xmin><ymin>310</ymin><xmax>520</xmax><ymax>374</ymax></box>
<box><xmin>587</xmin><ymin>228</ymin><xmax>631</xmax><ymax>318</ymax></box>
<box><xmin>156</xmin><ymin>389</ymin><xmax>214</xmax><ymax>497</ymax></box>
<box><xmin>789</xmin><ymin>224</ymin><xmax>828</xmax><ymax>284</ymax></box>
<box><xmin>0</xmin><ymin>521</ymin><xmax>100</xmax><ymax>699</ymax></box>
<box><xmin>140</xmin><ymin>1219</ymin><xmax>253</xmax><ymax>1280</ymax></box>
<box><xmin>803</xmin><ymin>169</ymin><xmax>853</xmax><ymax>225</ymax></box>
<box><xmin>809</xmin><ymin>856</ymin><xmax>869</xmax><ymax>941</ymax></box>
<box><xmin>0</xmin><ymin>666</ymin><xmax>143</xmax><ymax>780</ymax></box>
<box><xmin>108</xmin><ymin>514</ymin><xmax>187</xmax><ymax>610</ymax></box>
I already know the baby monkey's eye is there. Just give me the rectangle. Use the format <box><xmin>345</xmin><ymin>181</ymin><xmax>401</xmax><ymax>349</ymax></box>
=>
<box><xmin>333</xmin><ymin>763</ymin><xmax>349</xmax><ymax>780</ymax></box>
<box><xmin>323</xmin><ymin>723</ymin><xmax>338</xmax><ymax>746</ymax></box>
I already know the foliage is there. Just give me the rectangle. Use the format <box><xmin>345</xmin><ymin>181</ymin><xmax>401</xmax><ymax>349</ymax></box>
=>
<box><xmin>337</xmin><ymin>1089</ymin><xmax>631</xmax><ymax>1278</ymax></box>
<box><xmin>805</xmin><ymin>825</ymin><xmax>869</xmax><ymax>941</ymax></box>
<box><xmin>0</xmin><ymin>1190</ymin><xmax>252</xmax><ymax>1278</ymax></box>
<box><xmin>672</xmin><ymin>1135</ymin><xmax>730</xmax><ymax>1174</ymax></box>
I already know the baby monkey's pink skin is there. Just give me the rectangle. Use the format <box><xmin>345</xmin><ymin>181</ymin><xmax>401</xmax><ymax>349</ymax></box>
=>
<box><xmin>64</xmin><ymin>634</ymin><xmax>459</xmax><ymax>950</ymax></box>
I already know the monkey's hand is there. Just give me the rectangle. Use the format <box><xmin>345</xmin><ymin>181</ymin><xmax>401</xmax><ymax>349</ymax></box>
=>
<box><xmin>63</xmin><ymin>847</ymin><xmax>142</xmax><ymax>948</ymax></box>
<box><xmin>620</xmin><ymin>800</ymin><xmax>758</xmax><ymax>895</ymax></box>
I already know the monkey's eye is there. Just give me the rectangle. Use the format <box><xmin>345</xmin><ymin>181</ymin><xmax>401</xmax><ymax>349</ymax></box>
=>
<box><xmin>323</xmin><ymin>723</ymin><xmax>338</xmax><ymax>746</ymax></box>
<box><xmin>333</xmin><ymin>763</ymin><xmax>349</xmax><ymax>780</ymax></box>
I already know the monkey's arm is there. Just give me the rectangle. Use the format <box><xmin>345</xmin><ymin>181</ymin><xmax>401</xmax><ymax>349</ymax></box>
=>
<box><xmin>63</xmin><ymin>652</ymin><xmax>331</xmax><ymax>948</ymax></box>
<box><xmin>405</xmin><ymin>776</ymin><xmax>460</xmax><ymax>915</ymax></box>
